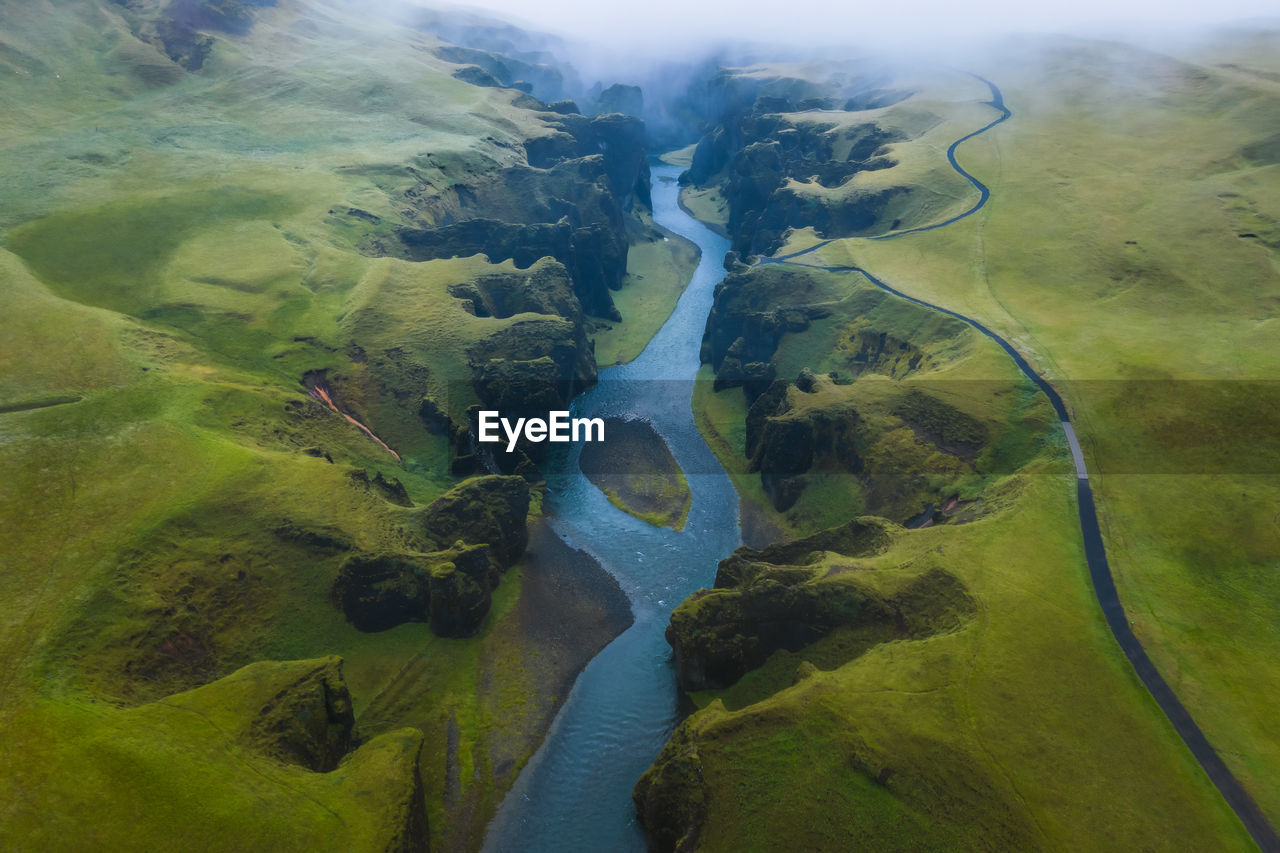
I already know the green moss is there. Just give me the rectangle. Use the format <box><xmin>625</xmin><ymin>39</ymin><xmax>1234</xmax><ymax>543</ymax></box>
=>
<box><xmin>0</xmin><ymin>660</ymin><xmax>424</xmax><ymax>852</ymax></box>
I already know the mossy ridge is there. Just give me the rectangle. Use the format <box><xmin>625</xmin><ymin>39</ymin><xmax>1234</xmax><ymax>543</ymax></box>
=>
<box><xmin>637</xmin><ymin>682</ymin><xmax>1040</xmax><ymax>853</ymax></box>
<box><xmin>694</xmin><ymin>262</ymin><xmax>1057</xmax><ymax>536</ymax></box>
<box><xmin>664</xmin><ymin>517</ymin><xmax>979</xmax><ymax>698</ymax></box>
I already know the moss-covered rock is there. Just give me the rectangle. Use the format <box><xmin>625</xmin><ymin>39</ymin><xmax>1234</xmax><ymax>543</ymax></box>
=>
<box><xmin>421</xmin><ymin>475</ymin><xmax>531</xmax><ymax>568</ymax></box>
<box><xmin>333</xmin><ymin>543</ymin><xmax>499</xmax><ymax>638</ymax></box>
<box><xmin>449</xmin><ymin>260</ymin><xmax>581</xmax><ymax>322</ymax></box>
<box><xmin>743</xmin><ymin>383</ymin><xmax>865</xmax><ymax>511</ymax></box>
<box><xmin>665</xmin><ymin>519</ymin><xmax>970</xmax><ymax>691</ymax></box>
<box><xmin>683</xmin><ymin>70</ymin><xmax>908</xmax><ymax>253</ymax></box>
<box><xmin>427</xmin><ymin>543</ymin><xmax>495</xmax><ymax>638</ymax></box>
<box><xmin>236</xmin><ymin>657</ymin><xmax>355</xmax><ymax>772</ymax></box>
<box><xmin>395</xmin><ymin>143</ymin><xmax>645</xmax><ymax>323</ymax></box>
<box><xmin>725</xmin><ymin>518</ymin><xmax>891</xmax><ymax>571</ymax></box>
<box><xmin>593</xmin><ymin>83</ymin><xmax>643</xmax><ymax>117</ymax></box>
<box><xmin>632</xmin><ymin>704</ymin><xmax>716</xmax><ymax>852</ymax></box>
<box><xmin>680</xmin><ymin>65</ymin><xmax>914</xmax><ymax>254</ymax></box>
<box><xmin>332</xmin><ymin>552</ymin><xmax>430</xmax><ymax>633</ymax></box>
<box><xmin>700</xmin><ymin>266</ymin><xmax>836</xmax><ymax>384</ymax></box>
<box><xmin>399</xmin><ymin>216</ymin><xmax>625</xmax><ymax>321</ymax></box>
<box><xmin>589</xmin><ymin>113</ymin><xmax>652</xmax><ymax>210</ymax></box>
<box><xmin>668</xmin><ymin>573</ymin><xmax>891</xmax><ymax>690</ymax></box>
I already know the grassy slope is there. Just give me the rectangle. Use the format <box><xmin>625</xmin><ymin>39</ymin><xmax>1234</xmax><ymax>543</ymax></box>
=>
<box><xmin>682</xmin><ymin>53</ymin><xmax>1261</xmax><ymax>847</ymax></box>
<box><xmin>691</xmin><ymin>313</ymin><xmax>1249</xmax><ymax>847</ymax></box>
<box><xmin>816</xmin><ymin>36</ymin><xmax>1280</xmax><ymax>823</ymax></box>
<box><xmin>672</xmin><ymin>471</ymin><xmax>1252</xmax><ymax>850</ymax></box>
<box><xmin>0</xmin><ymin>1</ymin><xmax>647</xmax><ymax>848</ymax></box>
<box><xmin>2</xmin><ymin>662</ymin><xmax>426</xmax><ymax>851</ymax></box>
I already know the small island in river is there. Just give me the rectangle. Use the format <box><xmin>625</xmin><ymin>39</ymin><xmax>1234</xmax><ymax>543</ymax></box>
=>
<box><xmin>579</xmin><ymin>417</ymin><xmax>692</xmax><ymax>531</ymax></box>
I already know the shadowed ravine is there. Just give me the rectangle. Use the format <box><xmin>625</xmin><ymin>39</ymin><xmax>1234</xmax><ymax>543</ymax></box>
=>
<box><xmin>481</xmin><ymin>165</ymin><xmax>740</xmax><ymax>852</ymax></box>
<box><xmin>768</xmin><ymin>75</ymin><xmax>1279</xmax><ymax>852</ymax></box>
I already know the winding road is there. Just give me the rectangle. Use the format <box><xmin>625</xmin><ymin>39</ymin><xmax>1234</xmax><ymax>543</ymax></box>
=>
<box><xmin>763</xmin><ymin>74</ymin><xmax>1279</xmax><ymax>852</ymax></box>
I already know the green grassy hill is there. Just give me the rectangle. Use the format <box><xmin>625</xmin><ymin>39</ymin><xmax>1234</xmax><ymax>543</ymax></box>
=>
<box><xmin>0</xmin><ymin>1</ymin><xmax>690</xmax><ymax>848</ymax></box>
<box><xmin>657</xmin><ymin>41</ymin><xmax>1278</xmax><ymax>849</ymax></box>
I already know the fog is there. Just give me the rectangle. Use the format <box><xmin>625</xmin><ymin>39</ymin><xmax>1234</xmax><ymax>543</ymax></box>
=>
<box><xmin>417</xmin><ymin>0</ymin><xmax>1279</xmax><ymax>53</ymax></box>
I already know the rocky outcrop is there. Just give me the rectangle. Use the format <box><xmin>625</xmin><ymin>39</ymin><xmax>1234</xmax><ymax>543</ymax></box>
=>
<box><xmin>347</xmin><ymin>469</ymin><xmax>413</xmax><ymax>507</ymax></box>
<box><xmin>399</xmin><ymin>216</ymin><xmax>625</xmax><ymax>321</ymax></box>
<box><xmin>333</xmin><ymin>543</ymin><xmax>499</xmax><ymax>638</ymax></box>
<box><xmin>426</xmin><ymin>543</ymin><xmax>496</xmax><ymax>638</ymax></box>
<box><xmin>682</xmin><ymin>70</ymin><xmax>912</xmax><ymax>254</ymax></box>
<box><xmin>700</xmin><ymin>266</ymin><xmax>833</xmax><ymax>391</ymax></box>
<box><xmin>332</xmin><ymin>552</ymin><xmax>432</xmax><ymax>633</ymax></box>
<box><xmin>593</xmin><ymin>83</ymin><xmax>643</xmax><ymax>117</ymax></box>
<box><xmin>445</xmin><ymin>260</ymin><xmax>597</xmax><ymax>472</ymax></box>
<box><xmin>683</xmin><ymin>70</ymin><xmax>822</xmax><ymax>185</ymax></box>
<box><xmin>362</xmin><ymin>59</ymin><xmax>650</xmax><ymax>485</ymax></box>
<box><xmin>332</xmin><ymin>477</ymin><xmax>529</xmax><ymax>636</ymax></box>
<box><xmin>750</xmin><ymin>183</ymin><xmax>904</xmax><ymax>256</ymax></box>
<box><xmin>669</xmin><ymin>568</ymin><xmax>894</xmax><ymax>691</ymax></box>
<box><xmin>435</xmin><ymin>44</ymin><xmax>566</xmax><ymax>98</ymax></box>
<box><xmin>398</xmin><ymin>113</ymin><xmax>650</xmax><ymax>323</ymax></box>
<box><xmin>467</xmin><ymin>318</ymin><xmax>592</xmax><ymax>392</ymax></box>
<box><xmin>665</xmin><ymin>520</ymin><xmax>973</xmax><ymax>692</ymax></box>
<box><xmin>420</xmin><ymin>475</ymin><xmax>531</xmax><ymax>568</ymax></box>
<box><xmin>589</xmin><ymin>113</ymin><xmax>652</xmax><ymax>210</ymax></box>
<box><xmin>452</xmin><ymin>64</ymin><xmax>503</xmax><ymax>88</ymax></box>
<box><xmin>720</xmin><ymin>517</ymin><xmax>891</xmax><ymax>572</ymax></box>
<box><xmin>745</xmin><ymin>384</ymin><xmax>865</xmax><ymax>511</ymax></box>
<box><xmin>239</xmin><ymin>656</ymin><xmax>355</xmax><ymax>772</ymax></box>
<box><xmin>449</xmin><ymin>262</ymin><xmax>583</xmax><ymax>321</ymax></box>
<box><xmin>161</xmin><ymin>656</ymin><xmax>356</xmax><ymax>772</ymax></box>
<box><xmin>463</xmin><ymin>318</ymin><xmax>596</xmax><ymax>471</ymax></box>
<box><xmin>632</xmin><ymin>711</ymin><xmax>711</xmax><ymax>852</ymax></box>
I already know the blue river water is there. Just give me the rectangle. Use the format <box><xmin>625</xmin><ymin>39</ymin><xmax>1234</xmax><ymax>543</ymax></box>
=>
<box><xmin>482</xmin><ymin>163</ymin><xmax>742</xmax><ymax>852</ymax></box>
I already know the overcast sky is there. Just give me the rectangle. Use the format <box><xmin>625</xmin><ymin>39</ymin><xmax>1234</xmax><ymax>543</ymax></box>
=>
<box><xmin>434</xmin><ymin>0</ymin><xmax>1279</xmax><ymax>51</ymax></box>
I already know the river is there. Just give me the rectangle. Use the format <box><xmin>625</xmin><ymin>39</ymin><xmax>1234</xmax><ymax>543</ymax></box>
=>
<box><xmin>482</xmin><ymin>163</ymin><xmax>742</xmax><ymax>852</ymax></box>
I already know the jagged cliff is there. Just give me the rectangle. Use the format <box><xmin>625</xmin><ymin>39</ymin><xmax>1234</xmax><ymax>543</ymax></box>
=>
<box><xmin>681</xmin><ymin>69</ymin><xmax>916</xmax><ymax>255</ymax></box>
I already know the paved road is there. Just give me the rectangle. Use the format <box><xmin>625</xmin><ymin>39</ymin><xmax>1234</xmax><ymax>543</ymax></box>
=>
<box><xmin>760</xmin><ymin>74</ymin><xmax>1279</xmax><ymax>851</ymax></box>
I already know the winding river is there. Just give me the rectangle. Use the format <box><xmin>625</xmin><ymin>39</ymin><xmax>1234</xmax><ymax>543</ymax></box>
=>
<box><xmin>482</xmin><ymin>164</ymin><xmax>740</xmax><ymax>852</ymax></box>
